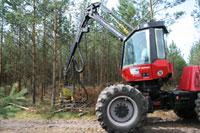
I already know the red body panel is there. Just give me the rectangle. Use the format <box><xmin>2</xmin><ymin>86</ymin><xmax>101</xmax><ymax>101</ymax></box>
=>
<box><xmin>121</xmin><ymin>59</ymin><xmax>173</xmax><ymax>82</ymax></box>
<box><xmin>178</xmin><ymin>66</ymin><xmax>200</xmax><ymax>91</ymax></box>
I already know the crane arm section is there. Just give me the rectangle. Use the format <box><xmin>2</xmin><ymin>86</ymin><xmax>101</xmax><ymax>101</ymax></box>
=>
<box><xmin>64</xmin><ymin>2</ymin><xmax>133</xmax><ymax>79</ymax></box>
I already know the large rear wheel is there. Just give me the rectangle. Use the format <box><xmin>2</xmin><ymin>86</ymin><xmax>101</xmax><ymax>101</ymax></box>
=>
<box><xmin>195</xmin><ymin>93</ymin><xmax>200</xmax><ymax>121</ymax></box>
<box><xmin>95</xmin><ymin>84</ymin><xmax>147</xmax><ymax>132</ymax></box>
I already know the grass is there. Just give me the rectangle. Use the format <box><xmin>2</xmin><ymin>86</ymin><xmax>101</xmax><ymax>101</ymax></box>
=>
<box><xmin>0</xmin><ymin>97</ymin><xmax>96</xmax><ymax>120</ymax></box>
<box><xmin>1</xmin><ymin>94</ymin><xmax>178</xmax><ymax>120</ymax></box>
<box><xmin>13</xmin><ymin>110</ymin><xmax>95</xmax><ymax>120</ymax></box>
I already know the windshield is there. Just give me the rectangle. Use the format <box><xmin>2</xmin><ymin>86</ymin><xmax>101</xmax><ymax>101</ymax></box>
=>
<box><xmin>123</xmin><ymin>30</ymin><xmax>150</xmax><ymax>69</ymax></box>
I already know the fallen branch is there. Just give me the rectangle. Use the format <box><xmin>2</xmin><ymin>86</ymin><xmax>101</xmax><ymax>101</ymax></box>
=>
<box><xmin>53</xmin><ymin>107</ymin><xmax>94</xmax><ymax>114</ymax></box>
<box><xmin>78</xmin><ymin>112</ymin><xmax>88</xmax><ymax>117</ymax></box>
<box><xmin>8</xmin><ymin>102</ymin><xmax>29</xmax><ymax>110</ymax></box>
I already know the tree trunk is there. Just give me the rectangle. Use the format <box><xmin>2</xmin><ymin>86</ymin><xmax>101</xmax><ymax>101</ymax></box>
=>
<box><xmin>23</xmin><ymin>33</ymin><xmax>27</xmax><ymax>88</ymax></box>
<box><xmin>32</xmin><ymin>0</ymin><xmax>36</xmax><ymax>104</ymax></box>
<box><xmin>41</xmin><ymin>20</ymin><xmax>47</xmax><ymax>102</ymax></box>
<box><xmin>18</xmin><ymin>28</ymin><xmax>22</xmax><ymax>91</ymax></box>
<box><xmin>59</xmin><ymin>45</ymin><xmax>62</xmax><ymax>87</ymax></box>
<box><xmin>92</xmin><ymin>25</ymin><xmax>97</xmax><ymax>86</ymax></box>
<box><xmin>97</xmin><ymin>52</ymin><xmax>100</xmax><ymax>86</ymax></box>
<box><xmin>0</xmin><ymin>0</ymin><xmax>4</xmax><ymax>86</ymax></box>
<box><xmin>14</xmin><ymin>56</ymin><xmax>17</xmax><ymax>83</ymax></box>
<box><xmin>58</xmin><ymin>0</ymin><xmax>64</xmax><ymax>89</ymax></box>
<box><xmin>106</xmin><ymin>36</ymin><xmax>110</xmax><ymax>83</ymax></box>
<box><xmin>150</xmin><ymin>0</ymin><xmax>153</xmax><ymax>22</ymax></box>
<box><xmin>51</xmin><ymin>0</ymin><xmax>57</xmax><ymax>107</ymax></box>
<box><xmin>100</xmin><ymin>29</ymin><xmax>105</xmax><ymax>84</ymax></box>
<box><xmin>84</xmin><ymin>34</ymin><xmax>88</xmax><ymax>84</ymax></box>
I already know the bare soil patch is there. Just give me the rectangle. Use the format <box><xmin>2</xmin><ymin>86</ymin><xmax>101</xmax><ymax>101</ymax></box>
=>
<box><xmin>0</xmin><ymin>111</ymin><xmax>200</xmax><ymax>133</ymax></box>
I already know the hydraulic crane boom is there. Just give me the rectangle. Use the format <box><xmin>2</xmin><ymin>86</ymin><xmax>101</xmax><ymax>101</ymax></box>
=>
<box><xmin>64</xmin><ymin>2</ymin><xmax>133</xmax><ymax>81</ymax></box>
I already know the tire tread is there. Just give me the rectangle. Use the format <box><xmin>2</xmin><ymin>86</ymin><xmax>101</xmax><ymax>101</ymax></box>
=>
<box><xmin>96</xmin><ymin>84</ymin><xmax>147</xmax><ymax>132</ymax></box>
<box><xmin>195</xmin><ymin>92</ymin><xmax>200</xmax><ymax>121</ymax></box>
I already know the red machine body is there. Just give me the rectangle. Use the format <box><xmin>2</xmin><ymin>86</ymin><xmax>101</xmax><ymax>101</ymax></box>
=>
<box><xmin>178</xmin><ymin>66</ymin><xmax>200</xmax><ymax>91</ymax></box>
<box><xmin>121</xmin><ymin>59</ymin><xmax>173</xmax><ymax>82</ymax></box>
<box><xmin>65</xmin><ymin>3</ymin><xmax>200</xmax><ymax>132</ymax></box>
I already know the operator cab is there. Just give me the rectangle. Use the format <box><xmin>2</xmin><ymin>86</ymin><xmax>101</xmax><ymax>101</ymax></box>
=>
<box><xmin>121</xmin><ymin>21</ymin><xmax>173</xmax><ymax>88</ymax></box>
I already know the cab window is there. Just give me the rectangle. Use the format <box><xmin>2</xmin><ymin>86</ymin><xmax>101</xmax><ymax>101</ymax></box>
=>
<box><xmin>155</xmin><ymin>29</ymin><xmax>166</xmax><ymax>59</ymax></box>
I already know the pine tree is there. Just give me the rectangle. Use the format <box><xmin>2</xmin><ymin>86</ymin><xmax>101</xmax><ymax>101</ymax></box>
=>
<box><xmin>192</xmin><ymin>0</ymin><xmax>200</xmax><ymax>28</ymax></box>
<box><xmin>189</xmin><ymin>41</ymin><xmax>200</xmax><ymax>65</ymax></box>
<box><xmin>0</xmin><ymin>83</ymin><xmax>27</xmax><ymax>119</ymax></box>
<box><xmin>114</xmin><ymin>0</ymin><xmax>186</xmax><ymax>26</ymax></box>
<box><xmin>167</xmin><ymin>41</ymin><xmax>187</xmax><ymax>85</ymax></box>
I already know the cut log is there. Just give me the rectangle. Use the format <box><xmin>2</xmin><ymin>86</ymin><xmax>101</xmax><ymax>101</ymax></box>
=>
<box><xmin>8</xmin><ymin>102</ymin><xmax>29</xmax><ymax>110</ymax></box>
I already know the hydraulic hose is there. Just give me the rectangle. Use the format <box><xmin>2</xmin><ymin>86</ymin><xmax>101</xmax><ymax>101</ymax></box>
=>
<box><xmin>65</xmin><ymin>43</ymin><xmax>88</xmax><ymax>104</ymax></box>
<box><xmin>74</xmin><ymin>71</ymin><xmax>88</xmax><ymax>104</ymax></box>
<box><xmin>73</xmin><ymin>44</ymin><xmax>85</xmax><ymax>73</ymax></box>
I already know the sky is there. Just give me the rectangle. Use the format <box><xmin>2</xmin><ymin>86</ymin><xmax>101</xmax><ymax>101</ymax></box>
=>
<box><xmin>91</xmin><ymin>0</ymin><xmax>199</xmax><ymax>62</ymax></box>
<box><xmin>166</xmin><ymin>0</ymin><xmax>199</xmax><ymax>62</ymax></box>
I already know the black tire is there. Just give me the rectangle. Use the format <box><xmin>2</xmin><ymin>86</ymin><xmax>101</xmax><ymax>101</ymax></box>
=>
<box><xmin>95</xmin><ymin>84</ymin><xmax>147</xmax><ymax>133</ymax></box>
<box><xmin>195</xmin><ymin>93</ymin><xmax>200</xmax><ymax>121</ymax></box>
<box><xmin>174</xmin><ymin>109</ymin><xmax>197</xmax><ymax>119</ymax></box>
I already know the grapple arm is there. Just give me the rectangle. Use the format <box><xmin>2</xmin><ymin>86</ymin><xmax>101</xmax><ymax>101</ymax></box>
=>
<box><xmin>64</xmin><ymin>2</ymin><xmax>130</xmax><ymax>80</ymax></box>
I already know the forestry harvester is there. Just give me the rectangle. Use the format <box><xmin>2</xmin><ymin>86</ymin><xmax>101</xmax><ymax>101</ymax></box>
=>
<box><xmin>62</xmin><ymin>2</ymin><xmax>200</xmax><ymax>132</ymax></box>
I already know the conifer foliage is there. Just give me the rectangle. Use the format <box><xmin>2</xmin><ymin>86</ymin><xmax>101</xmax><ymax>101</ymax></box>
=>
<box><xmin>0</xmin><ymin>83</ymin><xmax>27</xmax><ymax>118</ymax></box>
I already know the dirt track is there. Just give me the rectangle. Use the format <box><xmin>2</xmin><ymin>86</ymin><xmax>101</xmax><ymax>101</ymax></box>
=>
<box><xmin>1</xmin><ymin>88</ymin><xmax>199</xmax><ymax>133</ymax></box>
<box><xmin>1</xmin><ymin>116</ymin><xmax>200</xmax><ymax>133</ymax></box>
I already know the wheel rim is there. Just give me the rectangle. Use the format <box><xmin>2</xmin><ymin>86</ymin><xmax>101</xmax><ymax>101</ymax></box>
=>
<box><xmin>107</xmin><ymin>96</ymin><xmax>138</xmax><ymax>127</ymax></box>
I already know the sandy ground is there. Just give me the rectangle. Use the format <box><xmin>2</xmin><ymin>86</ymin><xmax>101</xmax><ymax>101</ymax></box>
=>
<box><xmin>0</xmin><ymin>113</ymin><xmax>200</xmax><ymax>133</ymax></box>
